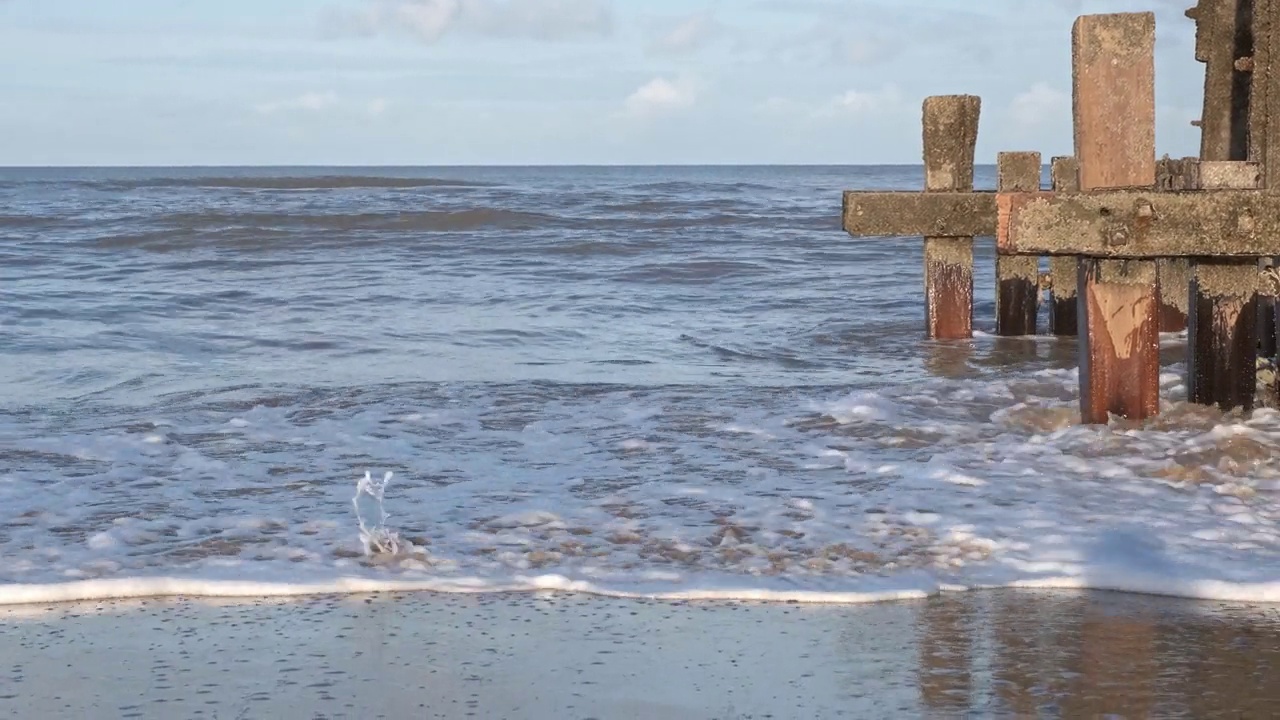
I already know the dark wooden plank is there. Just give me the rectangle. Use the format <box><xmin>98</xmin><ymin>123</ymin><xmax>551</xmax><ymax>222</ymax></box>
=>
<box><xmin>922</xmin><ymin>95</ymin><xmax>981</xmax><ymax>340</ymax></box>
<box><xmin>1189</xmin><ymin>260</ymin><xmax>1262</xmax><ymax>411</ymax></box>
<box><xmin>1072</xmin><ymin>12</ymin><xmax>1160</xmax><ymax>423</ymax></box>
<box><xmin>997</xmin><ymin>188</ymin><xmax>1280</xmax><ymax>258</ymax></box>
<box><xmin>1048</xmin><ymin>156</ymin><xmax>1080</xmax><ymax>336</ymax></box>
<box><xmin>995</xmin><ymin>152</ymin><xmax>1042</xmax><ymax>336</ymax></box>
<box><xmin>841</xmin><ymin>192</ymin><xmax>996</xmax><ymax>237</ymax></box>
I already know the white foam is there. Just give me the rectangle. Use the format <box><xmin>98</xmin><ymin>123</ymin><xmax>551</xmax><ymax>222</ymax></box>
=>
<box><xmin>0</xmin><ymin>575</ymin><xmax>937</xmax><ymax>606</ymax></box>
<box><xmin>3</xmin><ymin>363</ymin><xmax>1280</xmax><ymax>607</ymax></box>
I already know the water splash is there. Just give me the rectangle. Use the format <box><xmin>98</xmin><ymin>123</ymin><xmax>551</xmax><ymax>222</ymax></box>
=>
<box><xmin>353</xmin><ymin>471</ymin><xmax>401</xmax><ymax>557</ymax></box>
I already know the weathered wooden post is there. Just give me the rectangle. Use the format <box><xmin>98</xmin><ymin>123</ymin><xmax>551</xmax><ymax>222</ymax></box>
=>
<box><xmin>1072</xmin><ymin>12</ymin><xmax>1161</xmax><ymax>422</ymax></box>
<box><xmin>1048</xmin><ymin>157</ymin><xmax>1080</xmax><ymax>335</ymax></box>
<box><xmin>995</xmin><ymin>152</ymin><xmax>1043</xmax><ymax>335</ymax></box>
<box><xmin>841</xmin><ymin>98</ymin><xmax>994</xmax><ymax>339</ymax></box>
<box><xmin>1187</xmin><ymin>0</ymin><xmax>1248</xmax><ymax>162</ymax></box>
<box><xmin>1154</xmin><ymin>157</ymin><xmax>1198</xmax><ymax>330</ymax></box>
<box><xmin>1181</xmin><ymin>0</ymin><xmax>1274</xmax><ymax>410</ymax></box>
<box><xmin>846</xmin><ymin>5</ymin><xmax>1280</xmax><ymax>421</ymax></box>
<box><xmin>1190</xmin><ymin>163</ymin><xmax>1265</xmax><ymax>411</ymax></box>
<box><xmin>1249</xmin><ymin>0</ymin><xmax>1280</xmax><ymax>368</ymax></box>
<box><xmin>923</xmin><ymin>96</ymin><xmax>981</xmax><ymax>339</ymax></box>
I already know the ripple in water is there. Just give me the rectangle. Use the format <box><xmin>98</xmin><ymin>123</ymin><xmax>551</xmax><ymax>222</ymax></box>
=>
<box><xmin>1</xmin><ymin>166</ymin><xmax>1278</xmax><ymax>606</ymax></box>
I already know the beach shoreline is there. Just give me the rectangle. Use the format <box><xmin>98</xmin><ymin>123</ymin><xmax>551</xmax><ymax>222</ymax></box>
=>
<box><xmin>3</xmin><ymin>588</ymin><xmax>1278</xmax><ymax>719</ymax></box>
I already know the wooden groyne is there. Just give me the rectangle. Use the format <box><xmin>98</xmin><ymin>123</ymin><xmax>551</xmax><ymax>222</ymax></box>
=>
<box><xmin>843</xmin><ymin>1</ymin><xmax>1280</xmax><ymax>424</ymax></box>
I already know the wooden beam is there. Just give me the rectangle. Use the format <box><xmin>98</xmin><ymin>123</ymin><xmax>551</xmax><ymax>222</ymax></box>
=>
<box><xmin>1200</xmin><ymin>160</ymin><xmax>1262</xmax><ymax>187</ymax></box>
<box><xmin>841</xmin><ymin>192</ymin><xmax>996</xmax><ymax>237</ymax></box>
<box><xmin>1073</xmin><ymin>12</ymin><xmax>1160</xmax><ymax>423</ymax></box>
<box><xmin>995</xmin><ymin>152</ymin><xmax>1042</xmax><ymax>336</ymax></box>
<box><xmin>922</xmin><ymin>95</ymin><xmax>981</xmax><ymax>340</ymax></box>
<box><xmin>1049</xmin><ymin>156</ymin><xmax>1080</xmax><ymax>336</ymax></box>
<box><xmin>996</xmin><ymin>189</ymin><xmax>1280</xmax><ymax>258</ymax></box>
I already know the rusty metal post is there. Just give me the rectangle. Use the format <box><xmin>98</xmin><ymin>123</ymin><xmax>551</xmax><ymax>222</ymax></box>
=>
<box><xmin>1048</xmin><ymin>157</ymin><xmax>1080</xmax><ymax>336</ymax></box>
<box><xmin>922</xmin><ymin>95</ymin><xmax>981</xmax><ymax>340</ymax></box>
<box><xmin>1074</xmin><ymin>13</ymin><xmax>1161</xmax><ymax>423</ymax></box>
<box><xmin>995</xmin><ymin>152</ymin><xmax>1043</xmax><ymax>336</ymax></box>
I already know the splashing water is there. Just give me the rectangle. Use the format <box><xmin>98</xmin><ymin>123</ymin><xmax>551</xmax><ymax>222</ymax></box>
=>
<box><xmin>353</xmin><ymin>471</ymin><xmax>401</xmax><ymax>557</ymax></box>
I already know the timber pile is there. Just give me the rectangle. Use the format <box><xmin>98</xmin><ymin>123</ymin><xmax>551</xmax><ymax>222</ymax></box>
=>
<box><xmin>842</xmin><ymin>1</ymin><xmax>1280</xmax><ymax>424</ymax></box>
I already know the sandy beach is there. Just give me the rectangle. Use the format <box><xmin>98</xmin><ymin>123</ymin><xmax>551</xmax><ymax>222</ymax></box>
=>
<box><xmin>1</xmin><ymin>589</ymin><xmax>1277</xmax><ymax>719</ymax></box>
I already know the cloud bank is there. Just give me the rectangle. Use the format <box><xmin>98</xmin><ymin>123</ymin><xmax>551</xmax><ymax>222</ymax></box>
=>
<box><xmin>330</xmin><ymin>0</ymin><xmax>614</xmax><ymax>43</ymax></box>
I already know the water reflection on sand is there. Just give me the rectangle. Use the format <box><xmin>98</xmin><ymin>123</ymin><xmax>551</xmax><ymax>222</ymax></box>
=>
<box><xmin>2</xmin><ymin>589</ymin><xmax>1277</xmax><ymax>718</ymax></box>
<box><xmin>917</xmin><ymin>591</ymin><xmax>1280</xmax><ymax>717</ymax></box>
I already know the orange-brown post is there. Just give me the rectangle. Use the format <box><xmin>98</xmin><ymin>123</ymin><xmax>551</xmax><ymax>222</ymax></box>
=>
<box><xmin>922</xmin><ymin>96</ymin><xmax>980</xmax><ymax>339</ymax></box>
<box><xmin>1073</xmin><ymin>13</ymin><xmax>1161</xmax><ymax>423</ymax></box>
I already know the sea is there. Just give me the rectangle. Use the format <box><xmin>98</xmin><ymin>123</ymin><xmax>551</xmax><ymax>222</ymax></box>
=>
<box><xmin>1</xmin><ymin>165</ymin><xmax>1277</xmax><ymax>606</ymax></box>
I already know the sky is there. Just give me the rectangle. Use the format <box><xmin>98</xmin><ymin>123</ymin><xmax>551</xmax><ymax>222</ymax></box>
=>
<box><xmin>0</xmin><ymin>0</ymin><xmax>1205</xmax><ymax>166</ymax></box>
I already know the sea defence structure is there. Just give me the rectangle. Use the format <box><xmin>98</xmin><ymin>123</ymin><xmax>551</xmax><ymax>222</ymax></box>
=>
<box><xmin>842</xmin><ymin>2</ymin><xmax>1280</xmax><ymax>424</ymax></box>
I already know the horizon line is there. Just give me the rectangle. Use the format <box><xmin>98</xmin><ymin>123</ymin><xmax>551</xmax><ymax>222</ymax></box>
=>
<box><xmin>0</xmin><ymin>162</ymin><xmax>1032</xmax><ymax>170</ymax></box>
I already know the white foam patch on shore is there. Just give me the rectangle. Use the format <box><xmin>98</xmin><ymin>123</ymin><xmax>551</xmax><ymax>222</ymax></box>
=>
<box><xmin>2</xmin><ymin>564</ymin><xmax>1278</xmax><ymax>607</ymax></box>
<box><xmin>2</xmin><ymin>361</ymin><xmax>1280</xmax><ymax>607</ymax></box>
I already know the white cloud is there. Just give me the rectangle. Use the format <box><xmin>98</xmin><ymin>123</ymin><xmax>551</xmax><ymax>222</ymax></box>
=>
<box><xmin>252</xmin><ymin>92</ymin><xmax>392</xmax><ymax>120</ymax></box>
<box><xmin>648</xmin><ymin>11</ymin><xmax>717</xmax><ymax>55</ymax></box>
<box><xmin>821</xmin><ymin>86</ymin><xmax>903</xmax><ymax>119</ymax></box>
<box><xmin>385</xmin><ymin>0</ymin><xmax>460</xmax><ymax>40</ymax></box>
<box><xmin>334</xmin><ymin>0</ymin><xmax>613</xmax><ymax>43</ymax></box>
<box><xmin>760</xmin><ymin>86</ymin><xmax>904</xmax><ymax>123</ymax></box>
<box><xmin>1011</xmin><ymin>82</ymin><xmax>1069</xmax><ymax>129</ymax></box>
<box><xmin>254</xmin><ymin>91</ymin><xmax>340</xmax><ymax>116</ymax></box>
<box><xmin>623</xmin><ymin>77</ymin><xmax>697</xmax><ymax>119</ymax></box>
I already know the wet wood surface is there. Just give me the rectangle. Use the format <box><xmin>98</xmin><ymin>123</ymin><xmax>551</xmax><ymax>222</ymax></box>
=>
<box><xmin>921</xmin><ymin>95</ymin><xmax>981</xmax><ymax>340</ymax></box>
<box><xmin>1072</xmin><ymin>12</ymin><xmax>1161</xmax><ymax>423</ymax></box>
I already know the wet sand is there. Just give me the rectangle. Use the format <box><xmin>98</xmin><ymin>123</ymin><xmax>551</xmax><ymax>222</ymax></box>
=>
<box><xmin>2</xmin><ymin>590</ymin><xmax>1279</xmax><ymax>719</ymax></box>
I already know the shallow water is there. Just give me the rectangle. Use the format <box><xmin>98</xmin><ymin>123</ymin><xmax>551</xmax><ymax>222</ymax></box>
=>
<box><xmin>2</xmin><ymin>590</ymin><xmax>1278</xmax><ymax>718</ymax></box>
<box><xmin>1</xmin><ymin>166</ymin><xmax>1277</xmax><ymax>605</ymax></box>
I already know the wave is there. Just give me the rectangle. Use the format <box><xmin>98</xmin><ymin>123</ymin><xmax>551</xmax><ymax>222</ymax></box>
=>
<box><xmin>85</xmin><ymin>176</ymin><xmax>495</xmax><ymax>191</ymax></box>
<box><xmin>89</xmin><ymin>209</ymin><xmax>565</xmax><ymax>248</ymax></box>
<box><xmin>2</xmin><ymin>569</ymin><xmax>1278</xmax><ymax>607</ymax></box>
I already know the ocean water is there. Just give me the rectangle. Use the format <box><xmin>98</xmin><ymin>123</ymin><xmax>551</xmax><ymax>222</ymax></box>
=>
<box><xmin>1</xmin><ymin>165</ymin><xmax>1277</xmax><ymax>606</ymax></box>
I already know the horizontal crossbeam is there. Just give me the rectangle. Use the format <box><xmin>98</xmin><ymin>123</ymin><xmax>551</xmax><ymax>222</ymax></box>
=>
<box><xmin>996</xmin><ymin>189</ymin><xmax>1280</xmax><ymax>258</ymax></box>
<box><xmin>842</xmin><ymin>191</ymin><xmax>997</xmax><ymax>237</ymax></box>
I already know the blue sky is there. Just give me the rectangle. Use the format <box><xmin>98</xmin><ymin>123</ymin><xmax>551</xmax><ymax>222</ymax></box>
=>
<box><xmin>0</xmin><ymin>0</ymin><xmax>1203</xmax><ymax>165</ymax></box>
